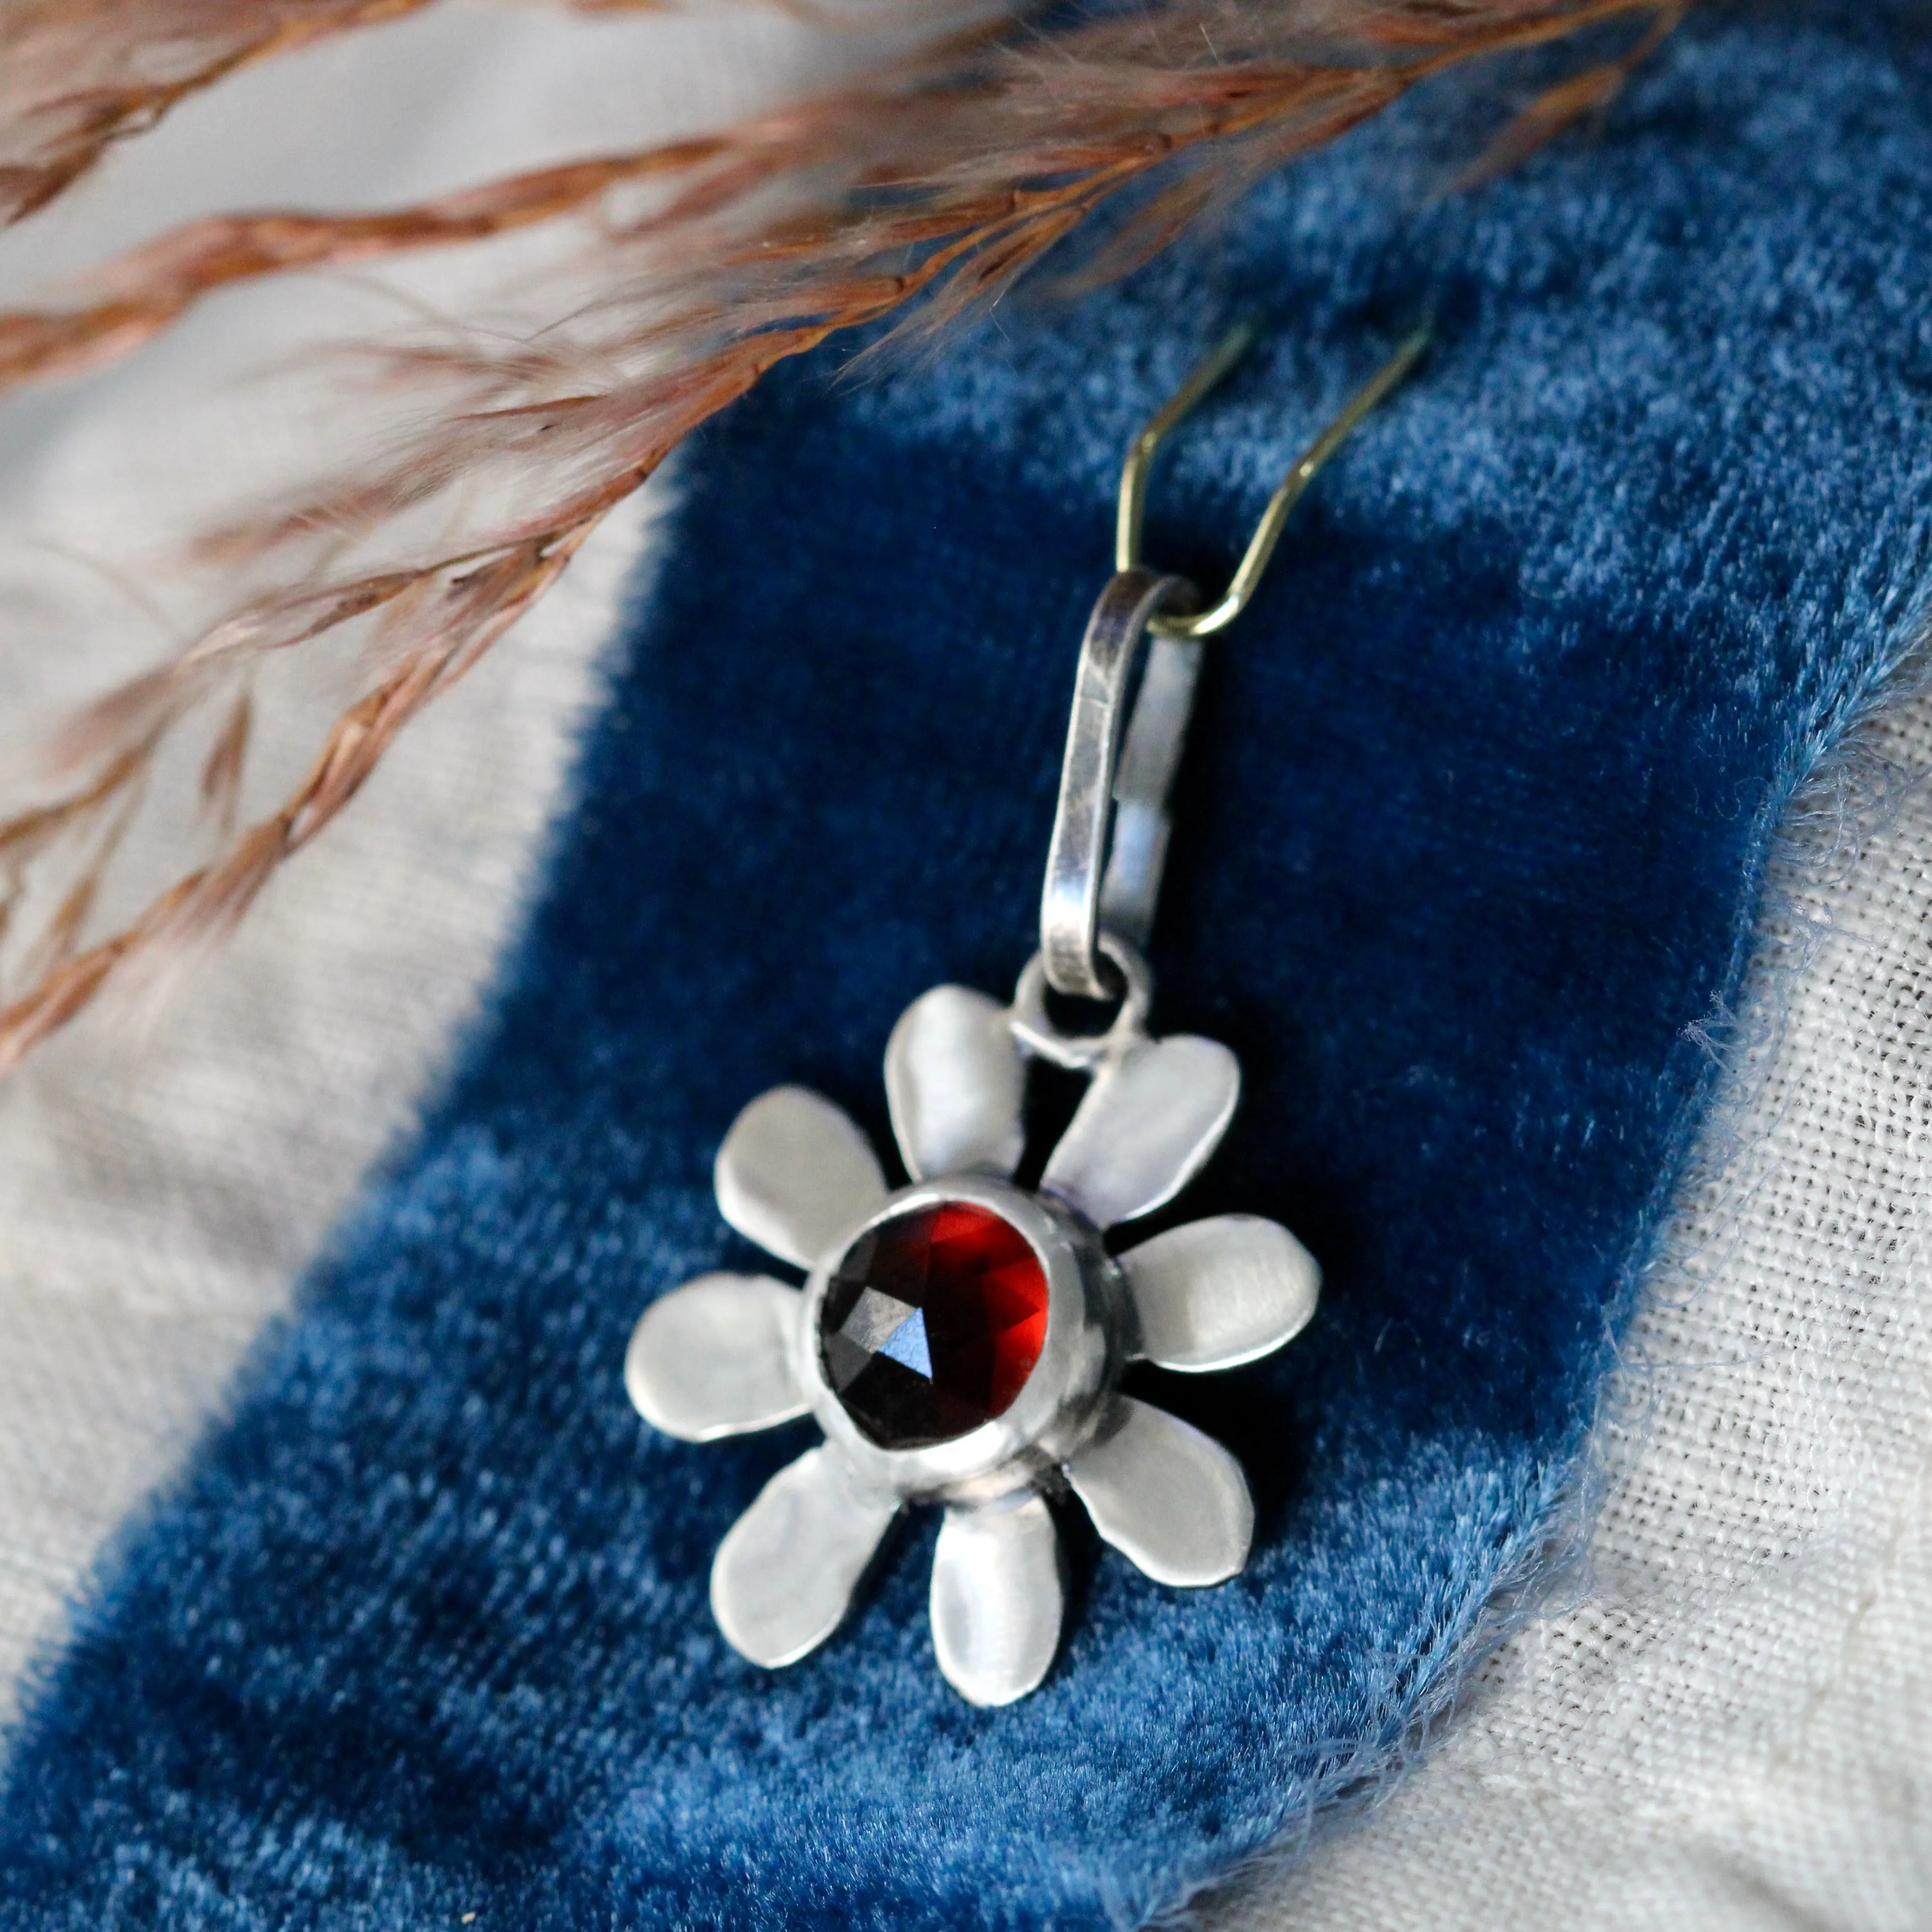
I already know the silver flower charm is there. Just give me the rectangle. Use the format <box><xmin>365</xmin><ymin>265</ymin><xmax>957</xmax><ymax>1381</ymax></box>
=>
<box><xmin>616</xmin><ymin>327</ymin><xmax>1437</xmax><ymax>1705</ymax></box>
<box><xmin>626</xmin><ymin>945</ymin><xmax>1320</xmax><ymax>1706</ymax></box>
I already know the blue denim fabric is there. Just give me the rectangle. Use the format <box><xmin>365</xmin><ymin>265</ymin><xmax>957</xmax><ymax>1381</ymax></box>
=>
<box><xmin>5</xmin><ymin>6</ymin><xmax>1932</xmax><ymax>1927</ymax></box>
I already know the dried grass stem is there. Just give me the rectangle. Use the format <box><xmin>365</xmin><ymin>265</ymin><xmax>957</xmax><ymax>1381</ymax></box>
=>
<box><xmin>0</xmin><ymin>0</ymin><xmax>1684</xmax><ymax>1070</ymax></box>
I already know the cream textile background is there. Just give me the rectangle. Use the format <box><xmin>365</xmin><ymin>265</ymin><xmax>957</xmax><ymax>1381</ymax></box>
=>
<box><xmin>0</xmin><ymin>0</ymin><xmax>859</xmax><ymax>1723</ymax></box>
<box><xmin>1233</xmin><ymin>705</ymin><xmax>1932</xmax><ymax>1931</ymax></box>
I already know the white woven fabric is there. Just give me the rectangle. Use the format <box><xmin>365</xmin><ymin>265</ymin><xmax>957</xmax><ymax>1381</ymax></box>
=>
<box><xmin>0</xmin><ymin>488</ymin><xmax>654</xmax><ymax>1723</ymax></box>
<box><xmin>1218</xmin><ymin>699</ymin><xmax>1932</xmax><ymax>1931</ymax></box>
<box><xmin>0</xmin><ymin>0</ymin><xmax>846</xmax><ymax>1723</ymax></box>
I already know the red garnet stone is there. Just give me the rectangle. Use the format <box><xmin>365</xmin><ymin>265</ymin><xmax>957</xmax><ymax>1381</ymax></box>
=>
<box><xmin>820</xmin><ymin>1201</ymin><xmax>1050</xmax><ymax>1449</ymax></box>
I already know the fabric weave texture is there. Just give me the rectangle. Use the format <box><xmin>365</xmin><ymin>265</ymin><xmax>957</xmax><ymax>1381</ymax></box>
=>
<box><xmin>5</xmin><ymin>6</ymin><xmax>1932</xmax><ymax>1927</ymax></box>
<box><xmin>1264</xmin><ymin>674</ymin><xmax>1932</xmax><ymax>1932</ymax></box>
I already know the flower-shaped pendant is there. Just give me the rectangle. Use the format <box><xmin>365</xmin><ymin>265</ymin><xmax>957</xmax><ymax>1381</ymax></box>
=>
<box><xmin>625</xmin><ymin>943</ymin><xmax>1320</xmax><ymax>1705</ymax></box>
<box><xmin>619</xmin><ymin>328</ymin><xmax>1430</xmax><ymax>1703</ymax></box>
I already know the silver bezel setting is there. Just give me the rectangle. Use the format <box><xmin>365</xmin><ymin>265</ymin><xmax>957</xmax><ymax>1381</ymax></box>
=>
<box><xmin>797</xmin><ymin>1174</ymin><xmax>1124</xmax><ymax>1506</ymax></box>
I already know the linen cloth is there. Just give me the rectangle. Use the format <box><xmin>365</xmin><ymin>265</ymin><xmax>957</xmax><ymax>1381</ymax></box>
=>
<box><xmin>0</xmin><ymin>5</ymin><xmax>1930</xmax><ymax>1930</ymax></box>
<box><xmin>0</xmin><ymin>0</ymin><xmax>838</xmax><ymax>1727</ymax></box>
<box><xmin>1256</xmin><ymin>699</ymin><xmax>1932</xmax><ymax>1929</ymax></box>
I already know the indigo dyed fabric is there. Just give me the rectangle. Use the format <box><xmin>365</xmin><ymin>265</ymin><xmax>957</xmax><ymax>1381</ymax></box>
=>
<box><xmin>6</xmin><ymin>5</ymin><xmax>1932</xmax><ymax>1926</ymax></box>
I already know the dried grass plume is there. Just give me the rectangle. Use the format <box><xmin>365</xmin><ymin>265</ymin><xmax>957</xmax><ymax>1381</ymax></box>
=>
<box><xmin>0</xmin><ymin>0</ymin><xmax>1685</xmax><ymax>1072</ymax></box>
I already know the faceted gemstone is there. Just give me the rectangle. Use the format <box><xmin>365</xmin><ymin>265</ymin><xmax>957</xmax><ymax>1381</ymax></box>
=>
<box><xmin>820</xmin><ymin>1201</ymin><xmax>1050</xmax><ymax>1449</ymax></box>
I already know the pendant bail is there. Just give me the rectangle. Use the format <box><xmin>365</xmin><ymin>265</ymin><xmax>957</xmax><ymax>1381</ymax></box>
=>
<box><xmin>1038</xmin><ymin>320</ymin><xmax>1428</xmax><ymax>1003</ymax></box>
<box><xmin>1040</xmin><ymin>568</ymin><xmax>1202</xmax><ymax>1000</ymax></box>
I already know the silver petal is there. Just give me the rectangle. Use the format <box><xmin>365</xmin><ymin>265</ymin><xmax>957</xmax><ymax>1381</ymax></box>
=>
<box><xmin>884</xmin><ymin>984</ymin><xmax>1027</xmax><ymax>1182</ymax></box>
<box><xmin>929</xmin><ymin>1492</ymin><xmax>1064</xmax><ymax>1707</ymax></box>
<box><xmin>1039</xmin><ymin>1035</ymin><xmax>1239</xmax><ymax>1229</ymax></box>
<box><xmin>625</xmin><ymin>1272</ymin><xmax>808</xmax><ymax>1441</ymax></box>
<box><xmin>710</xmin><ymin>1447</ymin><xmax>900</xmax><ymax>1668</ymax></box>
<box><xmin>1063</xmin><ymin>1395</ymin><xmax>1253</xmax><ymax>1587</ymax></box>
<box><xmin>1119</xmin><ymin>1214</ymin><xmax>1320</xmax><ymax>1372</ymax></box>
<box><xmin>714</xmin><ymin>1085</ymin><xmax>888</xmax><ymax>1270</ymax></box>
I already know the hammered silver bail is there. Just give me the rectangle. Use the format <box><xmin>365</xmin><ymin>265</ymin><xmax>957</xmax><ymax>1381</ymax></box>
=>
<box><xmin>1039</xmin><ymin>568</ymin><xmax>1203</xmax><ymax>1000</ymax></box>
